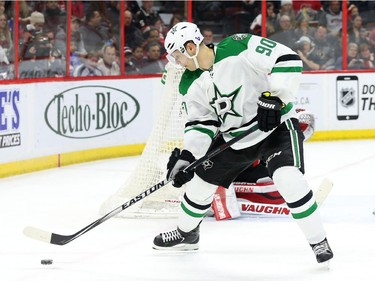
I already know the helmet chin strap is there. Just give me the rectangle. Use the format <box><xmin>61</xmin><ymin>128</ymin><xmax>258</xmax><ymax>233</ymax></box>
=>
<box><xmin>185</xmin><ymin>44</ymin><xmax>201</xmax><ymax>69</ymax></box>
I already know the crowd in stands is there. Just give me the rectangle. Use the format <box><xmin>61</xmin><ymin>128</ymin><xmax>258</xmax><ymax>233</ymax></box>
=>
<box><xmin>249</xmin><ymin>0</ymin><xmax>375</xmax><ymax>70</ymax></box>
<box><xmin>1</xmin><ymin>0</ymin><xmax>375</xmax><ymax>80</ymax></box>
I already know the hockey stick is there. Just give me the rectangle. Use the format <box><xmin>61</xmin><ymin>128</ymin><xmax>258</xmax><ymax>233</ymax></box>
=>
<box><xmin>314</xmin><ymin>178</ymin><xmax>333</xmax><ymax>207</ymax></box>
<box><xmin>23</xmin><ymin>124</ymin><xmax>260</xmax><ymax>246</ymax></box>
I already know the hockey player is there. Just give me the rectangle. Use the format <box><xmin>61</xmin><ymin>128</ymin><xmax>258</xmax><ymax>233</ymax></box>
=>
<box><xmin>153</xmin><ymin>22</ymin><xmax>333</xmax><ymax>263</ymax></box>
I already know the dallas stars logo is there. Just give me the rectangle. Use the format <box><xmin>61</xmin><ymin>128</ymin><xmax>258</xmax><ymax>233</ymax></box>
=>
<box><xmin>209</xmin><ymin>84</ymin><xmax>242</xmax><ymax>123</ymax></box>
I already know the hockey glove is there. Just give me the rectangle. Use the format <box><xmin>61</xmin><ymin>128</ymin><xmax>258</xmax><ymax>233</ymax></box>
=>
<box><xmin>257</xmin><ymin>91</ymin><xmax>285</xmax><ymax>132</ymax></box>
<box><xmin>166</xmin><ymin>148</ymin><xmax>196</xmax><ymax>188</ymax></box>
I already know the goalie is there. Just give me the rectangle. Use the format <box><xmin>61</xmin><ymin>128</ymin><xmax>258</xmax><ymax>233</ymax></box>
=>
<box><xmin>211</xmin><ymin>109</ymin><xmax>315</xmax><ymax>220</ymax></box>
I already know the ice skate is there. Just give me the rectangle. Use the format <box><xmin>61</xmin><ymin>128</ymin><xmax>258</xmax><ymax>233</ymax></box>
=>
<box><xmin>153</xmin><ymin>225</ymin><xmax>199</xmax><ymax>251</ymax></box>
<box><xmin>310</xmin><ymin>238</ymin><xmax>333</xmax><ymax>263</ymax></box>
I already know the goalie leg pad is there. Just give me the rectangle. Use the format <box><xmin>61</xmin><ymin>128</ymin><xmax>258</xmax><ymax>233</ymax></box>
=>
<box><xmin>273</xmin><ymin>166</ymin><xmax>326</xmax><ymax>244</ymax></box>
<box><xmin>212</xmin><ymin>184</ymin><xmax>241</xmax><ymax>221</ymax></box>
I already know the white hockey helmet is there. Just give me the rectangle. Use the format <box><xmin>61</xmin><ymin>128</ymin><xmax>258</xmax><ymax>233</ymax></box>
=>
<box><xmin>164</xmin><ymin>22</ymin><xmax>204</xmax><ymax>66</ymax></box>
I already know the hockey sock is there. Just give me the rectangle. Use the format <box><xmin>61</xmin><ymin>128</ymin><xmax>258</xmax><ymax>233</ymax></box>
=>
<box><xmin>272</xmin><ymin>166</ymin><xmax>326</xmax><ymax>244</ymax></box>
<box><xmin>178</xmin><ymin>175</ymin><xmax>218</xmax><ymax>232</ymax></box>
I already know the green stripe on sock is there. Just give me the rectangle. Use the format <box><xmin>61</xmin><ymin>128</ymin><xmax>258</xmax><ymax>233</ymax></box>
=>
<box><xmin>271</xmin><ymin>66</ymin><xmax>303</xmax><ymax>73</ymax></box>
<box><xmin>291</xmin><ymin>202</ymin><xmax>318</xmax><ymax>219</ymax></box>
<box><xmin>181</xmin><ymin>202</ymin><xmax>206</xmax><ymax>218</ymax></box>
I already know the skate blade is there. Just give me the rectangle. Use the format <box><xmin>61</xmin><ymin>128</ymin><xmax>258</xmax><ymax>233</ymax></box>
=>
<box><xmin>318</xmin><ymin>260</ymin><xmax>331</xmax><ymax>270</ymax></box>
<box><xmin>152</xmin><ymin>244</ymin><xmax>199</xmax><ymax>251</ymax></box>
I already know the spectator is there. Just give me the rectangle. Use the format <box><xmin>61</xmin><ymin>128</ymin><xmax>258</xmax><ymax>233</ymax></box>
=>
<box><xmin>276</xmin><ymin>0</ymin><xmax>297</xmax><ymax>29</ymax></box>
<box><xmin>294</xmin><ymin>16</ymin><xmax>316</xmax><ymax>40</ymax></box>
<box><xmin>142</xmin><ymin>27</ymin><xmax>165</xmax><ymax>55</ymax></box>
<box><xmin>250</xmin><ymin>2</ymin><xmax>277</xmax><ymax>36</ymax></box>
<box><xmin>201</xmin><ymin>27</ymin><xmax>215</xmax><ymax>47</ymax></box>
<box><xmin>73</xmin><ymin>51</ymin><xmax>103</xmax><ymax>77</ymax></box>
<box><xmin>318</xmin><ymin>0</ymin><xmax>342</xmax><ymax>36</ymax></box>
<box><xmin>134</xmin><ymin>0</ymin><xmax>163</xmax><ymax>33</ymax></box>
<box><xmin>124</xmin><ymin>46</ymin><xmax>139</xmax><ymax>74</ymax></box>
<box><xmin>348</xmin><ymin>15</ymin><xmax>365</xmax><ymax>45</ymax></box>
<box><xmin>269</xmin><ymin>15</ymin><xmax>296</xmax><ymax>48</ymax></box>
<box><xmin>350</xmin><ymin>0</ymin><xmax>375</xmax><ymax>26</ymax></box>
<box><xmin>61</xmin><ymin>17</ymin><xmax>87</xmax><ymax>76</ymax></box>
<box><xmin>347</xmin><ymin>3</ymin><xmax>360</xmax><ymax>25</ymax></box>
<box><xmin>141</xmin><ymin>41</ymin><xmax>166</xmax><ymax>74</ymax></box>
<box><xmin>369</xmin><ymin>27</ymin><xmax>375</xmax><ymax>52</ymax></box>
<box><xmin>124</xmin><ymin>10</ymin><xmax>144</xmax><ymax>49</ymax></box>
<box><xmin>308</xmin><ymin>25</ymin><xmax>336</xmax><ymax>70</ymax></box>
<box><xmin>127</xmin><ymin>0</ymin><xmax>141</xmax><ymax>15</ymax></box>
<box><xmin>19</xmin><ymin>11</ymin><xmax>53</xmax><ymax>78</ymax></box>
<box><xmin>71</xmin><ymin>0</ymin><xmax>85</xmax><ymax>21</ymax></box>
<box><xmin>70</xmin><ymin>17</ymin><xmax>87</xmax><ymax>56</ymax></box>
<box><xmin>43</xmin><ymin>0</ymin><xmax>66</xmax><ymax>36</ymax></box>
<box><xmin>89</xmin><ymin>1</ymin><xmax>113</xmax><ymax>39</ymax></box>
<box><xmin>295</xmin><ymin>2</ymin><xmax>320</xmax><ymax>23</ymax></box>
<box><xmin>97</xmin><ymin>44</ymin><xmax>120</xmax><ymax>76</ymax></box>
<box><xmin>346</xmin><ymin>42</ymin><xmax>363</xmax><ymax>69</ymax></box>
<box><xmin>358</xmin><ymin>43</ymin><xmax>375</xmax><ymax>69</ymax></box>
<box><xmin>78</xmin><ymin>9</ymin><xmax>111</xmax><ymax>53</ymax></box>
<box><xmin>294</xmin><ymin>36</ymin><xmax>320</xmax><ymax>71</ymax></box>
<box><xmin>0</xmin><ymin>12</ymin><xmax>12</xmax><ymax>79</ymax></box>
<box><xmin>335</xmin><ymin>42</ymin><xmax>362</xmax><ymax>70</ymax></box>
<box><xmin>128</xmin><ymin>45</ymin><xmax>146</xmax><ymax>73</ymax></box>
<box><xmin>151</xmin><ymin>17</ymin><xmax>166</xmax><ymax>45</ymax></box>
<box><xmin>0</xmin><ymin>12</ymin><xmax>12</xmax><ymax>64</ymax></box>
<box><xmin>107</xmin><ymin>1</ymin><xmax>121</xmax><ymax>37</ymax></box>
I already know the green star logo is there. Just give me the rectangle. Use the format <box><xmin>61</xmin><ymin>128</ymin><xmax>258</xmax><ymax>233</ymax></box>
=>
<box><xmin>209</xmin><ymin>84</ymin><xmax>242</xmax><ymax>123</ymax></box>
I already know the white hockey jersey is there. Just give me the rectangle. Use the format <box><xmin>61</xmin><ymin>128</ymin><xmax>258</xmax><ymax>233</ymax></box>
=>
<box><xmin>179</xmin><ymin>34</ymin><xmax>303</xmax><ymax>158</ymax></box>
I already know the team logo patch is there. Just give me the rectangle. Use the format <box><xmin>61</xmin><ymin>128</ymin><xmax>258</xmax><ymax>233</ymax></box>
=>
<box><xmin>209</xmin><ymin>84</ymin><xmax>242</xmax><ymax>123</ymax></box>
<box><xmin>231</xmin><ymin>34</ymin><xmax>248</xmax><ymax>41</ymax></box>
<box><xmin>202</xmin><ymin>160</ymin><xmax>214</xmax><ymax>170</ymax></box>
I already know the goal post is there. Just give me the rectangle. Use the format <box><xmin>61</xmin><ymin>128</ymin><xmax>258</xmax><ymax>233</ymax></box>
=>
<box><xmin>99</xmin><ymin>63</ymin><xmax>186</xmax><ymax>218</ymax></box>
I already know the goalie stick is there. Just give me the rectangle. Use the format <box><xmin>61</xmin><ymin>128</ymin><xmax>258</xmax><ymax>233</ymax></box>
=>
<box><xmin>23</xmin><ymin>124</ymin><xmax>260</xmax><ymax>246</ymax></box>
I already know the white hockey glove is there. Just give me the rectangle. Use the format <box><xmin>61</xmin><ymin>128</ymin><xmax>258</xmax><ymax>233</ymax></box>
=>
<box><xmin>166</xmin><ymin>148</ymin><xmax>195</xmax><ymax>188</ymax></box>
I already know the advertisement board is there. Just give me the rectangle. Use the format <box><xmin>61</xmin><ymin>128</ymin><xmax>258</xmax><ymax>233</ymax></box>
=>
<box><xmin>0</xmin><ymin>74</ymin><xmax>374</xmax><ymax>177</ymax></box>
<box><xmin>0</xmin><ymin>78</ymin><xmax>162</xmax><ymax>164</ymax></box>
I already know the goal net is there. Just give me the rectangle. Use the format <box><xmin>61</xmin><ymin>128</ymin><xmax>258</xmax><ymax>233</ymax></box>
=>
<box><xmin>99</xmin><ymin>63</ymin><xmax>186</xmax><ymax>218</ymax></box>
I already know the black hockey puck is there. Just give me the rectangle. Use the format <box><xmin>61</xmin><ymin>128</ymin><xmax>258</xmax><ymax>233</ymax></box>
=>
<box><xmin>41</xmin><ymin>259</ymin><xmax>53</xmax><ymax>265</ymax></box>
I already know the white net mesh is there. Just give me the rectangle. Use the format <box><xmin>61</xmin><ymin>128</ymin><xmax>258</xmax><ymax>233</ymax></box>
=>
<box><xmin>99</xmin><ymin>63</ymin><xmax>186</xmax><ymax>218</ymax></box>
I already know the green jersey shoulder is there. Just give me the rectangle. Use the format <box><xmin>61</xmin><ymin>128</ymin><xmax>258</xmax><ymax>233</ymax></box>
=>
<box><xmin>215</xmin><ymin>34</ymin><xmax>252</xmax><ymax>64</ymax></box>
<box><xmin>179</xmin><ymin>68</ymin><xmax>204</xmax><ymax>96</ymax></box>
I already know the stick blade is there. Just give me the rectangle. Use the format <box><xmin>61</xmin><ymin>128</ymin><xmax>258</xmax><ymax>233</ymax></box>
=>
<box><xmin>23</xmin><ymin>226</ymin><xmax>52</xmax><ymax>244</ymax></box>
<box><xmin>315</xmin><ymin>178</ymin><xmax>333</xmax><ymax>207</ymax></box>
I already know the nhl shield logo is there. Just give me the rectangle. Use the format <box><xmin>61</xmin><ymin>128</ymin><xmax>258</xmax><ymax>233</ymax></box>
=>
<box><xmin>202</xmin><ymin>160</ymin><xmax>213</xmax><ymax>170</ymax></box>
<box><xmin>340</xmin><ymin>87</ymin><xmax>355</xmax><ymax>107</ymax></box>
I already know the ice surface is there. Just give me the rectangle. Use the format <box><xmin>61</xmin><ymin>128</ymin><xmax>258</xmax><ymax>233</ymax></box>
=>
<box><xmin>1</xmin><ymin>140</ymin><xmax>374</xmax><ymax>281</ymax></box>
